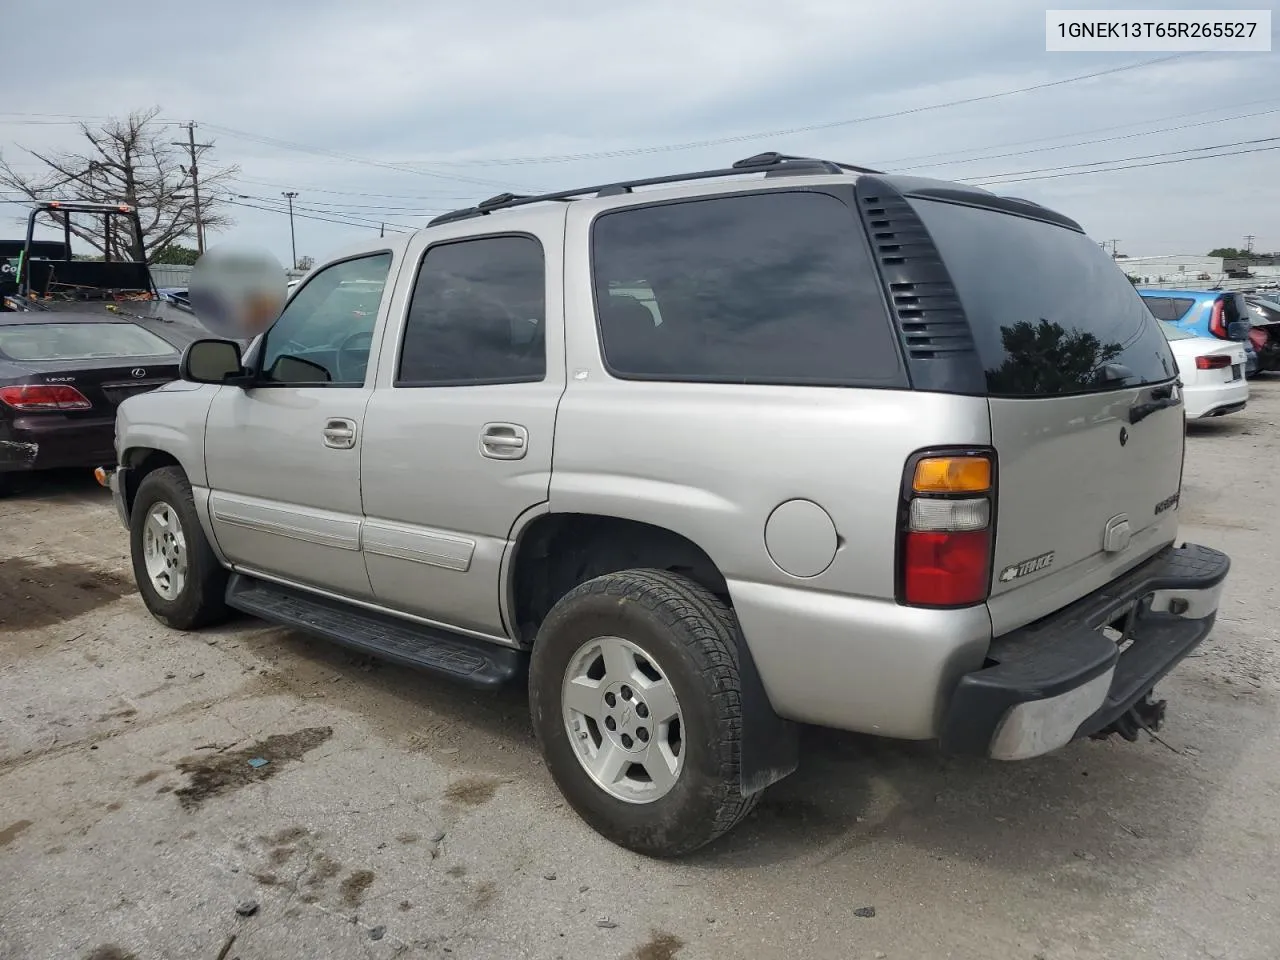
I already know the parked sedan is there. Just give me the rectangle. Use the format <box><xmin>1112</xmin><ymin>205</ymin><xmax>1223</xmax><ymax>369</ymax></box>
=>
<box><xmin>1139</xmin><ymin>288</ymin><xmax>1258</xmax><ymax>377</ymax></box>
<box><xmin>0</xmin><ymin>310</ymin><xmax>198</xmax><ymax>494</ymax></box>
<box><xmin>1160</xmin><ymin>321</ymin><xmax>1248</xmax><ymax>419</ymax></box>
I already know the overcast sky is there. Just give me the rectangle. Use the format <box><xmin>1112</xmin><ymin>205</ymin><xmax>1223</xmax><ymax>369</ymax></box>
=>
<box><xmin>1</xmin><ymin>0</ymin><xmax>1277</xmax><ymax>265</ymax></box>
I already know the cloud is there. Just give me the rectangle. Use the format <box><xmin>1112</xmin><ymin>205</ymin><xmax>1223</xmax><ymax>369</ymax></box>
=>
<box><xmin>2</xmin><ymin>0</ymin><xmax>1276</xmax><ymax>260</ymax></box>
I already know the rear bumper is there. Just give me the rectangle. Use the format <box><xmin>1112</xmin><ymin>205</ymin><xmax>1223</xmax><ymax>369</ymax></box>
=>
<box><xmin>1183</xmin><ymin>376</ymin><xmax>1249</xmax><ymax>419</ymax></box>
<box><xmin>939</xmin><ymin>543</ymin><xmax>1230</xmax><ymax>760</ymax></box>
<box><xmin>0</xmin><ymin>415</ymin><xmax>116</xmax><ymax>473</ymax></box>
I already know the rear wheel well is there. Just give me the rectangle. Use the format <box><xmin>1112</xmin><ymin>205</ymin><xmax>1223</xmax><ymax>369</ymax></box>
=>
<box><xmin>121</xmin><ymin>448</ymin><xmax>181</xmax><ymax>516</ymax></box>
<box><xmin>510</xmin><ymin>513</ymin><xmax>730</xmax><ymax>645</ymax></box>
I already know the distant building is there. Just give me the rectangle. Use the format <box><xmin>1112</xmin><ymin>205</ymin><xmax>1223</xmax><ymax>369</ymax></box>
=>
<box><xmin>1116</xmin><ymin>254</ymin><xmax>1280</xmax><ymax>291</ymax></box>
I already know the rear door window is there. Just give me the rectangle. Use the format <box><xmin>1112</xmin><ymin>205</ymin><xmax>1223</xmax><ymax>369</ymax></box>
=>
<box><xmin>910</xmin><ymin>199</ymin><xmax>1176</xmax><ymax>397</ymax></box>
<box><xmin>1142</xmin><ymin>296</ymin><xmax>1196</xmax><ymax>322</ymax></box>
<box><xmin>590</xmin><ymin>190</ymin><xmax>905</xmax><ymax>387</ymax></box>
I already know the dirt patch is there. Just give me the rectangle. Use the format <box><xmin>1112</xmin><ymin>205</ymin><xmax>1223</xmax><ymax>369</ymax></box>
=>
<box><xmin>626</xmin><ymin>932</ymin><xmax>685</xmax><ymax>960</ymax></box>
<box><xmin>0</xmin><ymin>819</ymin><xmax>33</xmax><ymax>847</ymax></box>
<box><xmin>173</xmin><ymin>727</ymin><xmax>333</xmax><ymax>810</ymax></box>
<box><xmin>447</xmin><ymin>864</ymin><xmax>467</xmax><ymax>878</ymax></box>
<box><xmin>444</xmin><ymin>775</ymin><xmax>500</xmax><ymax>807</ymax></box>
<box><xmin>396</xmin><ymin>832</ymin><xmax>420</xmax><ymax>844</ymax></box>
<box><xmin>133</xmin><ymin>770</ymin><xmax>165</xmax><ymax>786</ymax></box>
<box><xmin>472</xmin><ymin>880</ymin><xmax>498</xmax><ymax>911</ymax></box>
<box><xmin>306</xmin><ymin>853</ymin><xmax>342</xmax><ymax>888</ymax></box>
<box><xmin>84</xmin><ymin>948</ymin><xmax>137</xmax><ymax>960</ymax></box>
<box><xmin>339</xmin><ymin>868</ymin><xmax>375</xmax><ymax>906</ymax></box>
<box><xmin>0</xmin><ymin>557</ymin><xmax>134</xmax><ymax>634</ymax></box>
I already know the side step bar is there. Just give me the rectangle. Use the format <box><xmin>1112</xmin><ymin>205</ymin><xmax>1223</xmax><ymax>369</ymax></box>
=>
<box><xmin>225</xmin><ymin>574</ymin><xmax>521</xmax><ymax>688</ymax></box>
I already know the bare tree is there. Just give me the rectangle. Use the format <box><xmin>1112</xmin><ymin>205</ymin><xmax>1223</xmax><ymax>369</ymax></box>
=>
<box><xmin>0</xmin><ymin>107</ymin><xmax>238</xmax><ymax>263</ymax></box>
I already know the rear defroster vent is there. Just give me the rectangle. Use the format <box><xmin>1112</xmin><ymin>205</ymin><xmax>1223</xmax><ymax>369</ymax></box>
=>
<box><xmin>856</xmin><ymin>178</ymin><xmax>985</xmax><ymax>395</ymax></box>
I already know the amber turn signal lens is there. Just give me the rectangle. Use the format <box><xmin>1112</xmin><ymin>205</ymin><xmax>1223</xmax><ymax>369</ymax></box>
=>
<box><xmin>912</xmin><ymin>456</ymin><xmax>991</xmax><ymax>494</ymax></box>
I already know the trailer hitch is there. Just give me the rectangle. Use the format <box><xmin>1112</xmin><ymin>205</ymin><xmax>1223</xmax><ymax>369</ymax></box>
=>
<box><xmin>1091</xmin><ymin>694</ymin><xmax>1168</xmax><ymax>743</ymax></box>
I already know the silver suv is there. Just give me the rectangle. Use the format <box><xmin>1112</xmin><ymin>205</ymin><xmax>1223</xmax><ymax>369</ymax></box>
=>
<box><xmin>104</xmin><ymin>153</ymin><xmax>1230</xmax><ymax>857</ymax></box>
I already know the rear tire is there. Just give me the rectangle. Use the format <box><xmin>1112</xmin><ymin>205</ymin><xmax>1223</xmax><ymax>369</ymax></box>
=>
<box><xmin>130</xmin><ymin>466</ymin><xmax>230</xmax><ymax>630</ymax></box>
<box><xmin>529</xmin><ymin>568</ymin><xmax>758</xmax><ymax>858</ymax></box>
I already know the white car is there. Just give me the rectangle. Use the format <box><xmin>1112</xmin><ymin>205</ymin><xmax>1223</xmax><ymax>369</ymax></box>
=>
<box><xmin>1160</xmin><ymin>321</ymin><xmax>1249</xmax><ymax>419</ymax></box>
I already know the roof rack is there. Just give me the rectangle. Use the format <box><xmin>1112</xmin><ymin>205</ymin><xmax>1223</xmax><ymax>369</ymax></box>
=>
<box><xmin>427</xmin><ymin>152</ymin><xmax>882</xmax><ymax>227</ymax></box>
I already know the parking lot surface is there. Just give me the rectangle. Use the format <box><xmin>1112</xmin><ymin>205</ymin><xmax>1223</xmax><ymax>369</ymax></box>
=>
<box><xmin>2</xmin><ymin>382</ymin><xmax>1278</xmax><ymax>960</ymax></box>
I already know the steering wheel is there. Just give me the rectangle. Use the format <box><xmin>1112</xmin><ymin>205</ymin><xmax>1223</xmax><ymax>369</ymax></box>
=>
<box><xmin>335</xmin><ymin>329</ymin><xmax>375</xmax><ymax>383</ymax></box>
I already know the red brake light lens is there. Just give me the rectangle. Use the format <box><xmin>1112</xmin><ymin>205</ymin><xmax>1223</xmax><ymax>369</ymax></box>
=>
<box><xmin>1208</xmin><ymin>299</ymin><xmax>1227</xmax><ymax>338</ymax></box>
<box><xmin>0</xmin><ymin>384</ymin><xmax>92</xmax><ymax>411</ymax></box>
<box><xmin>902</xmin><ymin>530</ymin><xmax>992</xmax><ymax>606</ymax></box>
<box><xmin>1195</xmin><ymin>355</ymin><xmax>1232</xmax><ymax>370</ymax></box>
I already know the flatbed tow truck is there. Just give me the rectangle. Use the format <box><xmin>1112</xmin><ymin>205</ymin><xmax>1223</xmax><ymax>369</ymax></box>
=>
<box><xmin>1</xmin><ymin>201</ymin><xmax>203</xmax><ymax>332</ymax></box>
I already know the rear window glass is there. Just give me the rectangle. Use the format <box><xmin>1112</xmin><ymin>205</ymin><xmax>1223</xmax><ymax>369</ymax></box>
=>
<box><xmin>1142</xmin><ymin>296</ymin><xmax>1196</xmax><ymax>321</ymax></box>
<box><xmin>1159</xmin><ymin>320</ymin><xmax>1196</xmax><ymax>341</ymax></box>
<box><xmin>591</xmin><ymin>190</ymin><xmax>904</xmax><ymax>387</ymax></box>
<box><xmin>911</xmin><ymin>199</ymin><xmax>1176</xmax><ymax>397</ymax></box>
<box><xmin>0</xmin><ymin>322</ymin><xmax>177</xmax><ymax>362</ymax></box>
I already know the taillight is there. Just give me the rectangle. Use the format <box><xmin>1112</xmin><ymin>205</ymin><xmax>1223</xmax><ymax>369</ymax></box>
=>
<box><xmin>1195</xmin><ymin>355</ymin><xmax>1232</xmax><ymax>370</ymax></box>
<box><xmin>1208</xmin><ymin>299</ymin><xmax>1227</xmax><ymax>338</ymax></box>
<box><xmin>898</xmin><ymin>451</ymin><xmax>996</xmax><ymax>607</ymax></box>
<box><xmin>0</xmin><ymin>384</ymin><xmax>93</xmax><ymax>411</ymax></box>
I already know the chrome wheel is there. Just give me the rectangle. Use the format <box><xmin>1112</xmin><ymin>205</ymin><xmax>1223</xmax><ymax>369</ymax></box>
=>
<box><xmin>561</xmin><ymin>636</ymin><xmax>684</xmax><ymax>804</ymax></box>
<box><xmin>142</xmin><ymin>500</ymin><xmax>188</xmax><ymax>601</ymax></box>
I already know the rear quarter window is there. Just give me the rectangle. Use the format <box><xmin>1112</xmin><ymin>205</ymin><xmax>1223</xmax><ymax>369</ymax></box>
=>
<box><xmin>590</xmin><ymin>190</ymin><xmax>905</xmax><ymax>387</ymax></box>
<box><xmin>910</xmin><ymin>199</ymin><xmax>1177</xmax><ymax>397</ymax></box>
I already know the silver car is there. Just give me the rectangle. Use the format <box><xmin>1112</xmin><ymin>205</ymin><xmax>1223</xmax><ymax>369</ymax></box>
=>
<box><xmin>104</xmin><ymin>153</ymin><xmax>1230</xmax><ymax>857</ymax></box>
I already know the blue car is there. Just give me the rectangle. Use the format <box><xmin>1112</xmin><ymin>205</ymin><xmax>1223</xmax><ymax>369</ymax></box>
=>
<box><xmin>1138</xmin><ymin>288</ymin><xmax>1258</xmax><ymax>377</ymax></box>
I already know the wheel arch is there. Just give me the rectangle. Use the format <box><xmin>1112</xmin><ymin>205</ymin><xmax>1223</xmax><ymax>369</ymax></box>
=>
<box><xmin>508</xmin><ymin>511</ymin><xmax>798</xmax><ymax>795</ymax></box>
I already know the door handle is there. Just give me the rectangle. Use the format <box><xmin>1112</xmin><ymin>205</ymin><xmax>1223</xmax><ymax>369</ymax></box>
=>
<box><xmin>323</xmin><ymin>418</ymin><xmax>357</xmax><ymax>449</ymax></box>
<box><xmin>480</xmin><ymin>423</ymin><xmax>528</xmax><ymax>460</ymax></box>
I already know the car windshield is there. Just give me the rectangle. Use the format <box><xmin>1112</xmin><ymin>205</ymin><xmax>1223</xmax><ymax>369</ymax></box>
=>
<box><xmin>0</xmin><ymin>322</ymin><xmax>176</xmax><ymax>362</ymax></box>
<box><xmin>1159</xmin><ymin>320</ymin><xmax>1197</xmax><ymax>341</ymax></box>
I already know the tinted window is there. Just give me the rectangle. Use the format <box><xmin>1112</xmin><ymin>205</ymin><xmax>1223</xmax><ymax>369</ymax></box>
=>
<box><xmin>260</xmin><ymin>253</ymin><xmax>392</xmax><ymax>386</ymax></box>
<box><xmin>1168</xmin><ymin>297</ymin><xmax>1196</xmax><ymax>320</ymax></box>
<box><xmin>397</xmin><ymin>236</ymin><xmax>545</xmax><ymax>386</ymax></box>
<box><xmin>911</xmin><ymin>199</ymin><xmax>1176</xmax><ymax>397</ymax></box>
<box><xmin>591</xmin><ymin>191</ymin><xmax>903</xmax><ymax>386</ymax></box>
<box><xmin>0</xmin><ymin>322</ymin><xmax>176</xmax><ymax>361</ymax></box>
<box><xmin>1159</xmin><ymin>320</ymin><xmax>1196</xmax><ymax>341</ymax></box>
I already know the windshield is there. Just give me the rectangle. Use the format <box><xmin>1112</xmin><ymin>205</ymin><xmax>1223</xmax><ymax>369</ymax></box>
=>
<box><xmin>0</xmin><ymin>322</ymin><xmax>176</xmax><ymax>362</ymax></box>
<box><xmin>1159</xmin><ymin>320</ymin><xmax>1197</xmax><ymax>341</ymax></box>
<box><xmin>910</xmin><ymin>198</ymin><xmax>1177</xmax><ymax>398</ymax></box>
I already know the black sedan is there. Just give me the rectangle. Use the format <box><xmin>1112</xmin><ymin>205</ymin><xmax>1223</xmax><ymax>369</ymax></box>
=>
<box><xmin>0</xmin><ymin>309</ymin><xmax>200</xmax><ymax>494</ymax></box>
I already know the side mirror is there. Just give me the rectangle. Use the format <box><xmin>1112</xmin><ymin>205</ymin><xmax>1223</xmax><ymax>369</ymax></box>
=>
<box><xmin>180</xmin><ymin>339</ymin><xmax>246</xmax><ymax>384</ymax></box>
<box><xmin>1226</xmin><ymin>320</ymin><xmax>1251</xmax><ymax>340</ymax></box>
<box><xmin>266</xmin><ymin>354</ymin><xmax>332</xmax><ymax>383</ymax></box>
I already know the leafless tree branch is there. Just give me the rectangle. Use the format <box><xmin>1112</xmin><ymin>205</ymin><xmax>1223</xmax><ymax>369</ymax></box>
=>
<box><xmin>0</xmin><ymin>106</ymin><xmax>238</xmax><ymax>262</ymax></box>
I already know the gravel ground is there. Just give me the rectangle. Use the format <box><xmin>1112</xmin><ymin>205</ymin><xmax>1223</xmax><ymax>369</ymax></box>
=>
<box><xmin>1</xmin><ymin>381</ymin><xmax>1278</xmax><ymax>960</ymax></box>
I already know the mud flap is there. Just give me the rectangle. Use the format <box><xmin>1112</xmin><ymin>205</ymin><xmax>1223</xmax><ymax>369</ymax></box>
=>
<box><xmin>733</xmin><ymin>631</ymin><xmax>800</xmax><ymax>795</ymax></box>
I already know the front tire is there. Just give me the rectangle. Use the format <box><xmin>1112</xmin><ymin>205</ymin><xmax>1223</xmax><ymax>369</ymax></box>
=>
<box><xmin>529</xmin><ymin>568</ymin><xmax>758</xmax><ymax>857</ymax></box>
<box><xmin>130</xmin><ymin>466</ymin><xmax>229</xmax><ymax>630</ymax></box>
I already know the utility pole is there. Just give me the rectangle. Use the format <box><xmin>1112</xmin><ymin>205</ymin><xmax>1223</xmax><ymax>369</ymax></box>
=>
<box><xmin>282</xmin><ymin>192</ymin><xmax>299</xmax><ymax>269</ymax></box>
<box><xmin>1244</xmin><ymin>234</ymin><xmax>1255</xmax><ymax>254</ymax></box>
<box><xmin>1106</xmin><ymin>239</ymin><xmax>1121</xmax><ymax>258</ymax></box>
<box><xmin>172</xmin><ymin>122</ymin><xmax>214</xmax><ymax>254</ymax></box>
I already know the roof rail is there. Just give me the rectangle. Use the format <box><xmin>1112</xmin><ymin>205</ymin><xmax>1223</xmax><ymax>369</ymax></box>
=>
<box><xmin>428</xmin><ymin>152</ymin><xmax>881</xmax><ymax>227</ymax></box>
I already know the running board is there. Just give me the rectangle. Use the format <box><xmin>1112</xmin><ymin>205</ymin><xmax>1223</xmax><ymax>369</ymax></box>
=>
<box><xmin>225</xmin><ymin>574</ymin><xmax>521</xmax><ymax>688</ymax></box>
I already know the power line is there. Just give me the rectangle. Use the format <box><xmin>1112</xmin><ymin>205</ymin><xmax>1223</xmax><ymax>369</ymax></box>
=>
<box><xmin>400</xmin><ymin>54</ymin><xmax>1197</xmax><ymax>167</ymax></box>
<box><xmin>963</xmin><ymin>135</ymin><xmax>1280</xmax><ymax>183</ymax></box>
<box><xmin>870</xmin><ymin>96</ymin><xmax>1280</xmax><ymax>168</ymax></box>
<box><xmin>970</xmin><ymin>141</ymin><xmax>1280</xmax><ymax>185</ymax></box>
<box><xmin>199</xmin><ymin>54</ymin><xmax>1191</xmax><ymax>183</ymax></box>
<box><xmin>224</xmin><ymin>196</ymin><xmax>412</xmax><ymax>233</ymax></box>
<box><xmin>888</xmin><ymin>102</ymin><xmax>1280</xmax><ymax>172</ymax></box>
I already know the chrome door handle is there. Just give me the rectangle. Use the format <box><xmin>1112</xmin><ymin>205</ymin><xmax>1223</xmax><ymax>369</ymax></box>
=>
<box><xmin>322</xmin><ymin>418</ymin><xmax>357</xmax><ymax>449</ymax></box>
<box><xmin>480</xmin><ymin>423</ymin><xmax>528</xmax><ymax>460</ymax></box>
